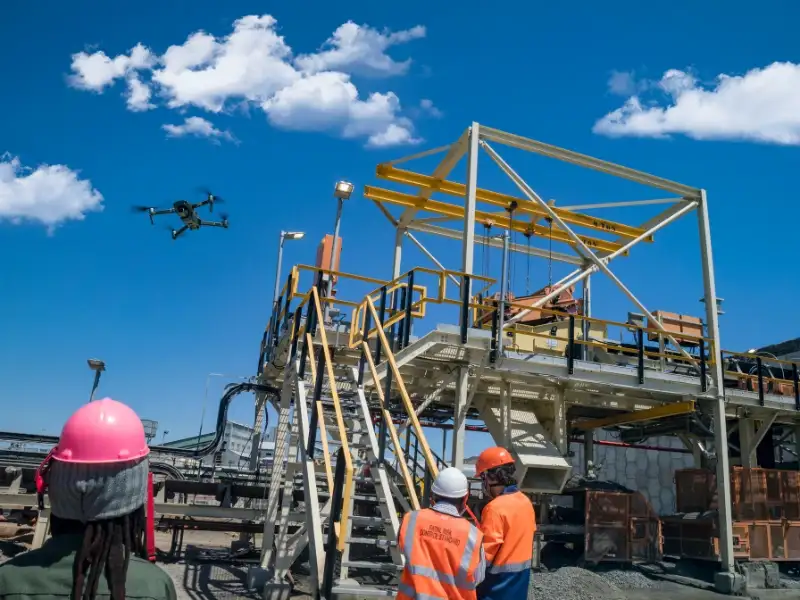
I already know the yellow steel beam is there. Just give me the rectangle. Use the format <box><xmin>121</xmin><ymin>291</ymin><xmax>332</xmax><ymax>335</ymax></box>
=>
<box><xmin>365</xmin><ymin>186</ymin><xmax>627</xmax><ymax>255</ymax></box>
<box><xmin>376</xmin><ymin>164</ymin><xmax>652</xmax><ymax>241</ymax></box>
<box><xmin>572</xmin><ymin>400</ymin><xmax>696</xmax><ymax>431</ymax></box>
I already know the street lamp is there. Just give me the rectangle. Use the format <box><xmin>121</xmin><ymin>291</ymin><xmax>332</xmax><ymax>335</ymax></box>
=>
<box><xmin>273</xmin><ymin>231</ymin><xmax>305</xmax><ymax>308</ymax></box>
<box><xmin>87</xmin><ymin>359</ymin><xmax>106</xmax><ymax>402</ymax></box>
<box><xmin>327</xmin><ymin>181</ymin><xmax>353</xmax><ymax>321</ymax></box>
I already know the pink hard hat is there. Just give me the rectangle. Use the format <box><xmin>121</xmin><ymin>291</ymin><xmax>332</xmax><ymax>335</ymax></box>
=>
<box><xmin>53</xmin><ymin>398</ymin><xmax>150</xmax><ymax>464</ymax></box>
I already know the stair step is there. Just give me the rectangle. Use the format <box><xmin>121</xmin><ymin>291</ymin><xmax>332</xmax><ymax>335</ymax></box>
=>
<box><xmin>331</xmin><ymin>583</ymin><xmax>396</xmax><ymax>597</ymax></box>
<box><xmin>348</xmin><ymin>536</ymin><xmax>398</xmax><ymax>547</ymax></box>
<box><xmin>342</xmin><ymin>560</ymin><xmax>403</xmax><ymax>572</ymax></box>
<box><xmin>350</xmin><ymin>516</ymin><xmax>391</xmax><ymax>526</ymax></box>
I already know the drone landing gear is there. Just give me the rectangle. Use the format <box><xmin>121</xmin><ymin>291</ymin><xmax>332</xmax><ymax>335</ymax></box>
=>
<box><xmin>171</xmin><ymin>225</ymin><xmax>189</xmax><ymax>240</ymax></box>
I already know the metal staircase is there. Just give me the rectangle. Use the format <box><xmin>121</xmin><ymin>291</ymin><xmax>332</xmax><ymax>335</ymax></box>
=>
<box><xmin>258</xmin><ymin>284</ymin><xmax>442</xmax><ymax>599</ymax></box>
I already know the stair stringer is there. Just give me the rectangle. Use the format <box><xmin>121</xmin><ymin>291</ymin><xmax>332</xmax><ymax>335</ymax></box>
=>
<box><xmin>475</xmin><ymin>395</ymin><xmax>571</xmax><ymax>494</ymax></box>
<box><xmin>350</xmin><ymin>368</ymin><xmax>404</xmax><ymax>567</ymax></box>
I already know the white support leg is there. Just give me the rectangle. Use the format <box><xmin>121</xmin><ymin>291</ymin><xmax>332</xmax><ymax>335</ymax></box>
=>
<box><xmin>451</xmin><ymin>366</ymin><xmax>469</xmax><ymax>469</ymax></box>
<box><xmin>583</xmin><ymin>429</ymin><xmax>594</xmax><ymax>475</ymax></box>
<box><xmin>292</xmin><ymin>373</ymin><xmax>325</xmax><ymax>588</ymax></box>
<box><xmin>391</xmin><ymin>227</ymin><xmax>404</xmax><ymax>278</ymax></box>
<box><xmin>272</xmin><ymin>420</ymin><xmax>301</xmax><ymax>579</ymax></box>
<box><xmin>261</xmin><ymin>380</ymin><xmax>293</xmax><ymax>569</ymax></box>
<box><xmin>739</xmin><ymin>418</ymin><xmax>756</xmax><ymax>468</ymax></box>
<box><xmin>461</xmin><ymin>123</ymin><xmax>480</xmax><ymax>286</ymax></box>
<box><xmin>339</xmin><ymin>418</ymin><xmax>362</xmax><ymax>581</ymax></box>
<box><xmin>551</xmin><ymin>389</ymin><xmax>568</xmax><ymax>456</ymax></box>
<box><xmin>697</xmin><ymin>189</ymin><xmax>738</xmax><ymax>588</ymax></box>
<box><xmin>500</xmin><ymin>381</ymin><xmax>511</xmax><ymax>447</ymax></box>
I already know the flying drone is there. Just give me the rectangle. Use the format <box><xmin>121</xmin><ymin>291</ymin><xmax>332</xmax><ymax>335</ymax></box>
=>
<box><xmin>133</xmin><ymin>190</ymin><xmax>229</xmax><ymax>240</ymax></box>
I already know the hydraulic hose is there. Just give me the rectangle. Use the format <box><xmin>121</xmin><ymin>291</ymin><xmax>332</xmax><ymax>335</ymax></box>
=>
<box><xmin>0</xmin><ymin>381</ymin><xmax>281</xmax><ymax>460</ymax></box>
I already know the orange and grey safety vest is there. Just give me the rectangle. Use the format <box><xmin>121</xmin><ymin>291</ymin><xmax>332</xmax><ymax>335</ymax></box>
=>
<box><xmin>477</xmin><ymin>487</ymin><xmax>535</xmax><ymax>600</ymax></box>
<box><xmin>397</xmin><ymin>504</ymin><xmax>485</xmax><ymax>600</ymax></box>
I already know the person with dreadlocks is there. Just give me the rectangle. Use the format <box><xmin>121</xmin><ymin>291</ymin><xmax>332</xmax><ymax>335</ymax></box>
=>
<box><xmin>474</xmin><ymin>447</ymin><xmax>536</xmax><ymax>600</ymax></box>
<box><xmin>0</xmin><ymin>398</ymin><xmax>177</xmax><ymax>600</ymax></box>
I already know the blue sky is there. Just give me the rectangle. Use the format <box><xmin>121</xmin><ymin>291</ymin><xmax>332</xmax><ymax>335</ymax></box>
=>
<box><xmin>1</xmin><ymin>2</ymin><xmax>799</xmax><ymax>456</ymax></box>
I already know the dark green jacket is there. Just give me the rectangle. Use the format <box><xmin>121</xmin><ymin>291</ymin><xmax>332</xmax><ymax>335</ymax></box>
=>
<box><xmin>0</xmin><ymin>535</ymin><xmax>177</xmax><ymax>600</ymax></box>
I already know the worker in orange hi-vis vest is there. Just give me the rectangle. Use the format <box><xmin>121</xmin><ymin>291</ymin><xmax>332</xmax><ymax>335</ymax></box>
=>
<box><xmin>397</xmin><ymin>467</ymin><xmax>486</xmax><ymax>600</ymax></box>
<box><xmin>474</xmin><ymin>447</ymin><xmax>536</xmax><ymax>600</ymax></box>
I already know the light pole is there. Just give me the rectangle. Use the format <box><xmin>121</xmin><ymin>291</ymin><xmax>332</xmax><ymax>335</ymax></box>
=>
<box><xmin>273</xmin><ymin>231</ymin><xmax>305</xmax><ymax>309</ymax></box>
<box><xmin>87</xmin><ymin>359</ymin><xmax>106</xmax><ymax>402</ymax></box>
<box><xmin>326</xmin><ymin>181</ymin><xmax>353</xmax><ymax>322</ymax></box>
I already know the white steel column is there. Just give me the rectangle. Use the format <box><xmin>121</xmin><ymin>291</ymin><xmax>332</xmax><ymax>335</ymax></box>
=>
<box><xmin>551</xmin><ymin>390</ymin><xmax>568</xmax><ymax>456</ymax></box>
<box><xmin>452</xmin><ymin>366</ymin><xmax>470</xmax><ymax>469</ymax></box>
<box><xmin>697</xmin><ymin>189</ymin><xmax>735</xmax><ymax>578</ymax></box>
<box><xmin>391</xmin><ymin>227</ymin><xmax>404</xmax><ymax>278</ymax></box>
<box><xmin>583</xmin><ymin>430</ymin><xmax>594</xmax><ymax>475</ymax></box>
<box><xmin>461</xmin><ymin>123</ymin><xmax>480</xmax><ymax>278</ymax></box>
<box><xmin>739</xmin><ymin>419</ymin><xmax>756</xmax><ymax>468</ymax></box>
<box><xmin>581</xmin><ymin>275</ymin><xmax>591</xmax><ymax>360</ymax></box>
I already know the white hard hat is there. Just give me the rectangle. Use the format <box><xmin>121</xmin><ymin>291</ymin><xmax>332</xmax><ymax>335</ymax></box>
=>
<box><xmin>431</xmin><ymin>467</ymin><xmax>469</xmax><ymax>499</ymax></box>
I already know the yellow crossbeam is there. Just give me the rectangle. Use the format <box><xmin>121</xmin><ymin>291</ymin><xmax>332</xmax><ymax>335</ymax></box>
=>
<box><xmin>376</xmin><ymin>164</ymin><xmax>652</xmax><ymax>241</ymax></box>
<box><xmin>573</xmin><ymin>400</ymin><xmax>696</xmax><ymax>431</ymax></box>
<box><xmin>365</xmin><ymin>186</ymin><xmax>627</xmax><ymax>255</ymax></box>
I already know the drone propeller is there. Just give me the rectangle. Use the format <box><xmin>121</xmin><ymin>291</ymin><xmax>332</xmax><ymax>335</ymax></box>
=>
<box><xmin>132</xmin><ymin>205</ymin><xmax>156</xmax><ymax>225</ymax></box>
<box><xmin>197</xmin><ymin>187</ymin><xmax>225</xmax><ymax>203</ymax></box>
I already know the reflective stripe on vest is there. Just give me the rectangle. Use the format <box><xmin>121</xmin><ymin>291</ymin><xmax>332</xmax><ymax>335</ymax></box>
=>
<box><xmin>402</xmin><ymin>510</ymin><xmax>482</xmax><ymax>591</ymax></box>
<box><xmin>488</xmin><ymin>559</ymin><xmax>532</xmax><ymax>574</ymax></box>
<box><xmin>398</xmin><ymin>581</ymin><xmax>448</xmax><ymax>600</ymax></box>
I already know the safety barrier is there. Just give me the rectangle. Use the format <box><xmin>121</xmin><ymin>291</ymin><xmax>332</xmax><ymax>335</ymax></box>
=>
<box><xmin>262</xmin><ymin>265</ymin><xmax>800</xmax><ymax>424</ymax></box>
<box><xmin>721</xmin><ymin>351</ymin><xmax>800</xmax><ymax>410</ymax></box>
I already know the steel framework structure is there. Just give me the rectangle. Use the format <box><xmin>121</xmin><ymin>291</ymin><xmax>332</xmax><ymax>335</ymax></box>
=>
<box><xmin>364</xmin><ymin>122</ymin><xmax>739</xmax><ymax>586</ymax></box>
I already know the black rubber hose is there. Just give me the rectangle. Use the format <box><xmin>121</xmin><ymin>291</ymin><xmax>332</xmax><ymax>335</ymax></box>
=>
<box><xmin>0</xmin><ymin>381</ymin><xmax>281</xmax><ymax>459</ymax></box>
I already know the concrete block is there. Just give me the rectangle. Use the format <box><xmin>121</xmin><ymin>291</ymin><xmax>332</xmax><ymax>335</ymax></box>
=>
<box><xmin>246</xmin><ymin>566</ymin><xmax>269</xmax><ymax>591</ymax></box>
<box><xmin>740</xmin><ymin>561</ymin><xmax>766</xmax><ymax>589</ymax></box>
<box><xmin>715</xmin><ymin>570</ymin><xmax>747</xmax><ymax>595</ymax></box>
<box><xmin>763</xmin><ymin>562</ymin><xmax>780</xmax><ymax>589</ymax></box>
<box><xmin>262</xmin><ymin>582</ymin><xmax>292</xmax><ymax>600</ymax></box>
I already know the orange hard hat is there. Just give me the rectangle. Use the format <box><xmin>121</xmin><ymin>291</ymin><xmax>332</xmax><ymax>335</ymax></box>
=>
<box><xmin>475</xmin><ymin>446</ymin><xmax>514</xmax><ymax>476</ymax></box>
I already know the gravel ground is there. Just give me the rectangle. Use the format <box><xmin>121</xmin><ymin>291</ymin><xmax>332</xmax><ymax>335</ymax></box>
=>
<box><xmin>529</xmin><ymin>567</ymin><xmax>656</xmax><ymax>600</ymax></box>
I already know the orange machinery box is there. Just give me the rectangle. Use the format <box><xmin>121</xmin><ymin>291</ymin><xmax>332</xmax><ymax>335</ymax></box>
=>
<box><xmin>315</xmin><ymin>234</ymin><xmax>343</xmax><ymax>280</ymax></box>
<box><xmin>646</xmin><ymin>310</ymin><xmax>703</xmax><ymax>345</ymax></box>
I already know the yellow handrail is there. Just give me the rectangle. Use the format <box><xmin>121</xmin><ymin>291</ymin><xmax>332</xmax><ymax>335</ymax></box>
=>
<box><xmin>306</xmin><ymin>333</ymin><xmax>334</xmax><ymax>492</ymax></box>
<box><xmin>361</xmin><ymin>341</ymin><xmax>421</xmax><ymax>510</ymax></box>
<box><xmin>365</xmin><ymin>297</ymin><xmax>440</xmax><ymax>479</ymax></box>
<box><xmin>310</xmin><ymin>287</ymin><xmax>354</xmax><ymax>552</ymax></box>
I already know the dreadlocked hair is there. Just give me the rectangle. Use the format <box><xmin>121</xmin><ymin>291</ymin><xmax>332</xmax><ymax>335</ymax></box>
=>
<box><xmin>487</xmin><ymin>464</ymin><xmax>517</xmax><ymax>487</ymax></box>
<box><xmin>50</xmin><ymin>506</ymin><xmax>146</xmax><ymax>600</ymax></box>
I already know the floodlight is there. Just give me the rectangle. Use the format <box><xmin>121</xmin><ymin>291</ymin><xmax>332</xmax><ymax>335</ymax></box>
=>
<box><xmin>334</xmin><ymin>180</ymin><xmax>354</xmax><ymax>200</ymax></box>
<box><xmin>87</xmin><ymin>359</ymin><xmax>106</xmax><ymax>372</ymax></box>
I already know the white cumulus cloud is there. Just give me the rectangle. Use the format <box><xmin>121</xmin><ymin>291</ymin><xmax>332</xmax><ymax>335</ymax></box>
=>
<box><xmin>0</xmin><ymin>153</ymin><xmax>103</xmax><ymax>232</ymax></box>
<box><xmin>67</xmin><ymin>15</ymin><xmax>427</xmax><ymax>147</ymax></box>
<box><xmin>162</xmin><ymin>116</ymin><xmax>235</xmax><ymax>142</ymax></box>
<box><xmin>294</xmin><ymin>21</ymin><xmax>425</xmax><ymax>77</ymax></box>
<box><xmin>594</xmin><ymin>62</ymin><xmax>800</xmax><ymax>145</ymax></box>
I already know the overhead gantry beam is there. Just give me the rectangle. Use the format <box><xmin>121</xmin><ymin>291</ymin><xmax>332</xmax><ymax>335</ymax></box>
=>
<box><xmin>572</xmin><ymin>400</ymin><xmax>696</xmax><ymax>431</ymax></box>
<box><xmin>364</xmin><ymin>186</ymin><xmax>627</xmax><ymax>255</ymax></box>
<box><xmin>376</xmin><ymin>165</ymin><xmax>651</xmax><ymax>241</ymax></box>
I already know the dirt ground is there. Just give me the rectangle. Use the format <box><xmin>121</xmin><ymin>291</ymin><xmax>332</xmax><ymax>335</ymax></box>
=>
<box><xmin>2</xmin><ymin>527</ymin><xmax>798</xmax><ymax>599</ymax></box>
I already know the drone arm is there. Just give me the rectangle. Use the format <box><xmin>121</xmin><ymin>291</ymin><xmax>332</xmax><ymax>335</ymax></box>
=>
<box><xmin>151</xmin><ymin>208</ymin><xmax>177</xmax><ymax>216</ymax></box>
<box><xmin>172</xmin><ymin>225</ymin><xmax>189</xmax><ymax>240</ymax></box>
<box><xmin>199</xmin><ymin>220</ymin><xmax>228</xmax><ymax>228</ymax></box>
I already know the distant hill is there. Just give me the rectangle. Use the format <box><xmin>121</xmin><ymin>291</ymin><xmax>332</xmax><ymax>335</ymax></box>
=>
<box><xmin>758</xmin><ymin>337</ymin><xmax>800</xmax><ymax>357</ymax></box>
